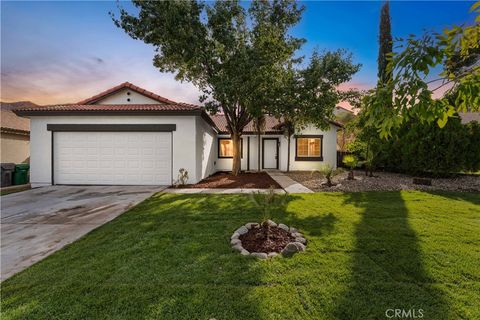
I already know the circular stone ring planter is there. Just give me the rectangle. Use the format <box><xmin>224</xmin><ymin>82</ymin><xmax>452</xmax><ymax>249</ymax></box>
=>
<box><xmin>230</xmin><ymin>220</ymin><xmax>307</xmax><ymax>259</ymax></box>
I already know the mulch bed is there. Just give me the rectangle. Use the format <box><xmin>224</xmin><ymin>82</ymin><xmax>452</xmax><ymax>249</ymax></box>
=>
<box><xmin>183</xmin><ymin>172</ymin><xmax>281</xmax><ymax>189</ymax></box>
<box><xmin>239</xmin><ymin>225</ymin><xmax>294</xmax><ymax>253</ymax></box>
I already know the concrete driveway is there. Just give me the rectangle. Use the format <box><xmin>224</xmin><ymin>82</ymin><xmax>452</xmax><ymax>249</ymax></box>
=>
<box><xmin>1</xmin><ymin>185</ymin><xmax>165</xmax><ymax>281</ymax></box>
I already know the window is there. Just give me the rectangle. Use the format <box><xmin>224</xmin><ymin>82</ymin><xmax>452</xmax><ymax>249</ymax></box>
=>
<box><xmin>218</xmin><ymin>138</ymin><xmax>243</xmax><ymax>158</ymax></box>
<box><xmin>295</xmin><ymin>135</ymin><xmax>323</xmax><ymax>161</ymax></box>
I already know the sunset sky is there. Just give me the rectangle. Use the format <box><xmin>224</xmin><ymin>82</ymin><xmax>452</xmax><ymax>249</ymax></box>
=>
<box><xmin>1</xmin><ymin>1</ymin><xmax>476</xmax><ymax>106</ymax></box>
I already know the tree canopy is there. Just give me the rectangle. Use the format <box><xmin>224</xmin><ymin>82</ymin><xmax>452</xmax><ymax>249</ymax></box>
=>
<box><xmin>112</xmin><ymin>0</ymin><xmax>305</xmax><ymax>174</ymax></box>
<box><xmin>364</xmin><ymin>1</ymin><xmax>480</xmax><ymax>138</ymax></box>
<box><xmin>112</xmin><ymin>0</ymin><xmax>360</xmax><ymax>174</ymax></box>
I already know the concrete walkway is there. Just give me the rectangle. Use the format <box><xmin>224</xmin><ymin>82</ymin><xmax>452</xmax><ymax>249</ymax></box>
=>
<box><xmin>266</xmin><ymin>171</ymin><xmax>313</xmax><ymax>193</ymax></box>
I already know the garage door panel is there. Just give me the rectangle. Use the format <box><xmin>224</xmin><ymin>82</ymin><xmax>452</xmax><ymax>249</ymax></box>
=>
<box><xmin>54</xmin><ymin>132</ymin><xmax>171</xmax><ymax>185</ymax></box>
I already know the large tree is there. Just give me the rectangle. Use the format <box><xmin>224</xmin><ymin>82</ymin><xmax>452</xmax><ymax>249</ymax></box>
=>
<box><xmin>363</xmin><ymin>0</ymin><xmax>393</xmax><ymax>176</ymax></box>
<box><xmin>377</xmin><ymin>1</ymin><xmax>393</xmax><ymax>86</ymax></box>
<box><xmin>112</xmin><ymin>0</ymin><xmax>304</xmax><ymax>175</ymax></box>
<box><xmin>364</xmin><ymin>1</ymin><xmax>480</xmax><ymax>138</ymax></box>
<box><xmin>273</xmin><ymin>51</ymin><xmax>361</xmax><ymax>172</ymax></box>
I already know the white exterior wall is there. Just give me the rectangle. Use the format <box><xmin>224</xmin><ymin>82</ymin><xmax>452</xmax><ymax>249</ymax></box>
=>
<box><xmin>283</xmin><ymin>124</ymin><xmax>338</xmax><ymax>171</ymax></box>
<box><xmin>29</xmin><ymin>115</ymin><xmax>201</xmax><ymax>187</ymax></box>
<box><xmin>95</xmin><ymin>88</ymin><xmax>161</xmax><ymax>105</ymax></box>
<box><xmin>195</xmin><ymin>117</ymin><xmax>217</xmax><ymax>182</ymax></box>
<box><xmin>213</xmin><ymin>124</ymin><xmax>338</xmax><ymax>173</ymax></box>
<box><xmin>215</xmin><ymin>135</ymin><xmax>249</xmax><ymax>171</ymax></box>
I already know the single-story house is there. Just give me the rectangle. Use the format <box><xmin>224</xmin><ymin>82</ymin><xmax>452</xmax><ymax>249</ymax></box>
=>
<box><xmin>1</xmin><ymin>101</ymin><xmax>36</xmax><ymax>163</ymax></box>
<box><xmin>14</xmin><ymin>82</ymin><xmax>341</xmax><ymax>187</ymax></box>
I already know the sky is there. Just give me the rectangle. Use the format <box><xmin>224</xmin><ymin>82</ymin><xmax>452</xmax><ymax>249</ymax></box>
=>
<box><xmin>1</xmin><ymin>1</ymin><xmax>476</xmax><ymax>106</ymax></box>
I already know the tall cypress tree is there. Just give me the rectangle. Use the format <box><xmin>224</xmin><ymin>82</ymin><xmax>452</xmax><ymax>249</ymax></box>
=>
<box><xmin>378</xmin><ymin>1</ymin><xmax>393</xmax><ymax>86</ymax></box>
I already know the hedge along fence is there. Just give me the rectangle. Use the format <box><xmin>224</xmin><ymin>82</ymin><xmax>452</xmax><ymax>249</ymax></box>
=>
<box><xmin>376</xmin><ymin>117</ymin><xmax>480</xmax><ymax>177</ymax></box>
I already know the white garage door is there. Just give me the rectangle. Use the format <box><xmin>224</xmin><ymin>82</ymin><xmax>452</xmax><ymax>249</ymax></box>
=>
<box><xmin>54</xmin><ymin>131</ymin><xmax>171</xmax><ymax>185</ymax></box>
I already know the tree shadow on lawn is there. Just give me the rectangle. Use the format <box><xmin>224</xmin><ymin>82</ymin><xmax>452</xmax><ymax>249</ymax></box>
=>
<box><xmin>423</xmin><ymin>190</ymin><xmax>480</xmax><ymax>206</ymax></box>
<box><xmin>1</xmin><ymin>192</ymin><xmax>340</xmax><ymax>320</ymax></box>
<box><xmin>334</xmin><ymin>191</ymin><xmax>453</xmax><ymax>319</ymax></box>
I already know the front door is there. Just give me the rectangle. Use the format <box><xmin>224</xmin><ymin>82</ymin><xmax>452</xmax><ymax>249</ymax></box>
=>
<box><xmin>262</xmin><ymin>138</ymin><xmax>278</xmax><ymax>169</ymax></box>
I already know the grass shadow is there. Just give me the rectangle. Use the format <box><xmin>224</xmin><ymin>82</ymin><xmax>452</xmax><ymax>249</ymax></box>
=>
<box><xmin>334</xmin><ymin>191</ymin><xmax>453</xmax><ymax>319</ymax></box>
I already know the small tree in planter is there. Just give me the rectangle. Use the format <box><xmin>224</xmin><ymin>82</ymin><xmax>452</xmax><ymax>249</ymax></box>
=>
<box><xmin>249</xmin><ymin>187</ymin><xmax>288</xmax><ymax>240</ymax></box>
<box><xmin>343</xmin><ymin>155</ymin><xmax>358</xmax><ymax>180</ymax></box>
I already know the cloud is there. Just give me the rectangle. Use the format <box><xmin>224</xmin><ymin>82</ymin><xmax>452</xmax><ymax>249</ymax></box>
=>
<box><xmin>1</xmin><ymin>53</ymin><xmax>202</xmax><ymax>105</ymax></box>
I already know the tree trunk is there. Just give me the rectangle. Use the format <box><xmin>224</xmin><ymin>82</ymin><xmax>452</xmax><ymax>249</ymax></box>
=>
<box><xmin>286</xmin><ymin>133</ymin><xmax>291</xmax><ymax>172</ymax></box>
<box><xmin>365</xmin><ymin>138</ymin><xmax>371</xmax><ymax>176</ymax></box>
<box><xmin>257</xmin><ymin>132</ymin><xmax>261</xmax><ymax>172</ymax></box>
<box><xmin>232</xmin><ymin>131</ymin><xmax>242</xmax><ymax>175</ymax></box>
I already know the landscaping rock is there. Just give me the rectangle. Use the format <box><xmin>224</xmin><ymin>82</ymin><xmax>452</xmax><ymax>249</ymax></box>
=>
<box><xmin>232</xmin><ymin>244</ymin><xmax>244</xmax><ymax>252</ymax></box>
<box><xmin>235</xmin><ymin>226</ymin><xmax>249</xmax><ymax>235</ymax></box>
<box><xmin>240</xmin><ymin>249</ymin><xmax>250</xmax><ymax>256</ymax></box>
<box><xmin>231</xmin><ymin>238</ymin><xmax>241</xmax><ymax>246</ymax></box>
<box><xmin>278</xmin><ymin>223</ymin><xmax>289</xmax><ymax>231</ymax></box>
<box><xmin>291</xmin><ymin>232</ymin><xmax>303</xmax><ymax>238</ymax></box>
<box><xmin>284</xmin><ymin>170</ymin><xmax>480</xmax><ymax>193</ymax></box>
<box><xmin>245</xmin><ymin>222</ymin><xmax>260</xmax><ymax>229</ymax></box>
<box><xmin>293</xmin><ymin>242</ymin><xmax>306</xmax><ymax>252</ymax></box>
<box><xmin>231</xmin><ymin>232</ymin><xmax>240</xmax><ymax>240</ymax></box>
<box><xmin>267</xmin><ymin>252</ymin><xmax>278</xmax><ymax>258</ymax></box>
<box><xmin>251</xmin><ymin>252</ymin><xmax>268</xmax><ymax>259</ymax></box>
<box><xmin>266</xmin><ymin>219</ymin><xmax>277</xmax><ymax>227</ymax></box>
<box><xmin>295</xmin><ymin>237</ymin><xmax>307</xmax><ymax>245</ymax></box>
<box><xmin>281</xmin><ymin>242</ymin><xmax>300</xmax><ymax>257</ymax></box>
<box><xmin>289</xmin><ymin>227</ymin><xmax>298</xmax><ymax>233</ymax></box>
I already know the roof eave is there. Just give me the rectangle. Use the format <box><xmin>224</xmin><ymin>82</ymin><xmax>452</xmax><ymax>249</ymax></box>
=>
<box><xmin>13</xmin><ymin>109</ymin><xmax>205</xmax><ymax>117</ymax></box>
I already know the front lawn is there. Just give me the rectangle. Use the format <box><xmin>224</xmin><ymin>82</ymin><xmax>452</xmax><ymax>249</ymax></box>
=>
<box><xmin>2</xmin><ymin>191</ymin><xmax>479</xmax><ymax>319</ymax></box>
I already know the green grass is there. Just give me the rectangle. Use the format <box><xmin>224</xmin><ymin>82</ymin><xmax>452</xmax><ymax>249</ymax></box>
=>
<box><xmin>2</xmin><ymin>191</ymin><xmax>479</xmax><ymax>319</ymax></box>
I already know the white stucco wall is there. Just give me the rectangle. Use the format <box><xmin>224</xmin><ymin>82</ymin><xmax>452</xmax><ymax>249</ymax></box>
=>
<box><xmin>213</xmin><ymin>124</ymin><xmax>338</xmax><ymax>173</ymax></box>
<box><xmin>195</xmin><ymin>116</ymin><xmax>217</xmax><ymax>182</ymax></box>
<box><xmin>94</xmin><ymin>88</ymin><xmax>161</xmax><ymax>105</ymax></box>
<box><xmin>283</xmin><ymin>124</ymin><xmax>338</xmax><ymax>171</ymax></box>
<box><xmin>28</xmin><ymin>115</ymin><xmax>201</xmax><ymax>187</ymax></box>
<box><xmin>215</xmin><ymin>135</ymin><xmax>249</xmax><ymax>171</ymax></box>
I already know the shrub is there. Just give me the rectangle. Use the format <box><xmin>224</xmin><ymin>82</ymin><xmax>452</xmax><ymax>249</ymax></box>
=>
<box><xmin>174</xmin><ymin>168</ymin><xmax>189</xmax><ymax>187</ymax></box>
<box><xmin>315</xmin><ymin>164</ymin><xmax>341</xmax><ymax>187</ymax></box>
<box><xmin>377</xmin><ymin>117</ymin><xmax>480</xmax><ymax>177</ymax></box>
<box><xmin>343</xmin><ymin>155</ymin><xmax>358</xmax><ymax>180</ymax></box>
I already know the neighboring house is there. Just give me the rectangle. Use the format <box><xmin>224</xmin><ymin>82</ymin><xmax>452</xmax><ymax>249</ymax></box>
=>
<box><xmin>1</xmin><ymin>101</ymin><xmax>36</xmax><ymax>163</ymax></box>
<box><xmin>14</xmin><ymin>82</ymin><xmax>341</xmax><ymax>187</ymax></box>
<box><xmin>334</xmin><ymin>106</ymin><xmax>355</xmax><ymax>152</ymax></box>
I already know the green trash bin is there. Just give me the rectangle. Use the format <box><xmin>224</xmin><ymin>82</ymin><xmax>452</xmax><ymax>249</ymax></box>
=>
<box><xmin>13</xmin><ymin>163</ymin><xmax>30</xmax><ymax>185</ymax></box>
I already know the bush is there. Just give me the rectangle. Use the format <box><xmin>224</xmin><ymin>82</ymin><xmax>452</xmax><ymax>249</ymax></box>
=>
<box><xmin>378</xmin><ymin>117</ymin><xmax>480</xmax><ymax>177</ymax></box>
<box><xmin>314</xmin><ymin>164</ymin><xmax>341</xmax><ymax>187</ymax></box>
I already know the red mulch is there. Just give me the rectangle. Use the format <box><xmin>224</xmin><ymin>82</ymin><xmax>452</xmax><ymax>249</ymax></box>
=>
<box><xmin>240</xmin><ymin>225</ymin><xmax>295</xmax><ymax>253</ymax></box>
<box><xmin>183</xmin><ymin>172</ymin><xmax>281</xmax><ymax>189</ymax></box>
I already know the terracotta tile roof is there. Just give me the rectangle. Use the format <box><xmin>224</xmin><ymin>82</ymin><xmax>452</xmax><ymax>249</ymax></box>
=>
<box><xmin>1</xmin><ymin>101</ymin><xmax>36</xmax><ymax>135</ymax></box>
<box><xmin>14</xmin><ymin>103</ymin><xmax>202</xmax><ymax>113</ymax></box>
<box><xmin>210</xmin><ymin>114</ymin><xmax>342</xmax><ymax>134</ymax></box>
<box><xmin>210</xmin><ymin>114</ymin><xmax>283</xmax><ymax>134</ymax></box>
<box><xmin>77</xmin><ymin>82</ymin><xmax>176</xmax><ymax>105</ymax></box>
